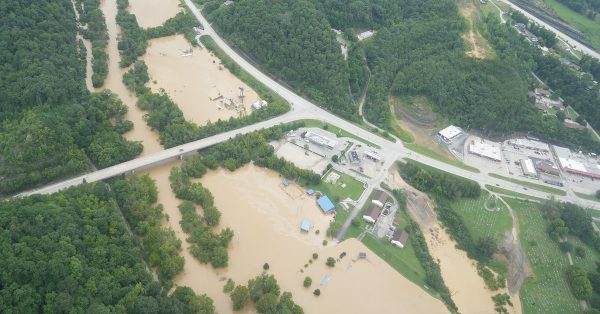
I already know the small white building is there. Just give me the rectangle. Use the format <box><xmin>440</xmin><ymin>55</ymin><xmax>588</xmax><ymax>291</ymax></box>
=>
<box><xmin>521</xmin><ymin>159</ymin><xmax>538</xmax><ymax>178</ymax></box>
<box><xmin>438</xmin><ymin>125</ymin><xmax>463</xmax><ymax>143</ymax></box>
<box><xmin>252</xmin><ymin>99</ymin><xmax>268</xmax><ymax>110</ymax></box>
<box><xmin>357</xmin><ymin>30</ymin><xmax>376</xmax><ymax>41</ymax></box>
<box><xmin>391</xmin><ymin>229</ymin><xmax>409</xmax><ymax>248</ymax></box>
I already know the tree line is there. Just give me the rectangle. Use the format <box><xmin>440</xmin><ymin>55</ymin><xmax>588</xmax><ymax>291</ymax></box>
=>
<box><xmin>227</xmin><ymin>273</ymin><xmax>303</xmax><ymax>313</ymax></box>
<box><xmin>556</xmin><ymin>0</ymin><xmax>600</xmax><ymax>19</ymax></box>
<box><xmin>75</xmin><ymin>0</ymin><xmax>109</xmax><ymax>87</ymax></box>
<box><xmin>0</xmin><ymin>182</ymin><xmax>215</xmax><ymax>313</ymax></box>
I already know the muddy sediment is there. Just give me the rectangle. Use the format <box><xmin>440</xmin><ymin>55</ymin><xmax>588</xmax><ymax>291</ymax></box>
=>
<box><xmin>128</xmin><ymin>0</ymin><xmax>181</xmax><ymax>28</ymax></box>
<box><xmin>144</xmin><ymin>35</ymin><xmax>259</xmax><ymax>125</ymax></box>
<box><xmin>142</xmin><ymin>163</ymin><xmax>448</xmax><ymax>313</ymax></box>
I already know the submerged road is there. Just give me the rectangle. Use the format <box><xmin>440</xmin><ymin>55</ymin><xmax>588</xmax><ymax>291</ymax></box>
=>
<box><xmin>18</xmin><ymin>0</ymin><xmax>600</xmax><ymax>228</ymax></box>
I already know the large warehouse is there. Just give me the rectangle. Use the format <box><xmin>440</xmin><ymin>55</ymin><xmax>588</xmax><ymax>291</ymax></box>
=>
<box><xmin>468</xmin><ymin>139</ymin><xmax>501</xmax><ymax>162</ymax></box>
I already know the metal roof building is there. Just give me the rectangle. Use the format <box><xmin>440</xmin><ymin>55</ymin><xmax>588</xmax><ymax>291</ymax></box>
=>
<box><xmin>317</xmin><ymin>195</ymin><xmax>335</xmax><ymax>213</ymax></box>
<box><xmin>438</xmin><ymin>125</ymin><xmax>463</xmax><ymax>143</ymax></box>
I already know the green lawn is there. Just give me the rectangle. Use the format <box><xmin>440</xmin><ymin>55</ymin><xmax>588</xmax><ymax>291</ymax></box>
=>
<box><xmin>315</xmin><ymin>170</ymin><xmax>365</xmax><ymax>203</ymax></box>
<box><xmin>576</xmin><ymin>192</ymin><xmax>600</xmax><ymax>202</ymax></box>
<box><xmin>507</xmin><ymin>198</ymin><xmax>582</xmax><ymax>314</ymax></box>
<box><xmin>451</xmin><ymin>191</ymin><xmax>513</xmax><ymax>241</ymax></box>
<box><xmin>488</xmin><ymin>173</ymin><xmax>567</xmax><ymax>196</ymax></box>
<box><xmin>405</xmin><ymin>143</ymin><xmax>480</xmax><ymax>173</ymax></box>
<box><xmin>300</xmin><ymin>119</ymin><xmax>381</xmax><ymax>148</ymax></box>
<box><xmin>343</xmin><ymin>190</ymin><xmax>377</xmax><ymax>239</ymax></box>
<box><xmin>565</xmin><ymin>107</ymin><xmax>579</xmax><ymax>120</ymax></box>
<box><xmin>361</xmin><ymin>233</ymin><xmax>429</xmax><ymax>290</ymax></box>
<box><xmin>544</xmin><ymin>0</ymin><xmax>600</xmax><ymax>51</ymax></box>
<box><xmin>485</xmin><ymin>185</ymin><xmax>546</xmax><ymax>202</ymax></box>
<box><xmin>567</xmin><ymin>235</ymin><xmax>600</xmax><ymax>272</ymax></box>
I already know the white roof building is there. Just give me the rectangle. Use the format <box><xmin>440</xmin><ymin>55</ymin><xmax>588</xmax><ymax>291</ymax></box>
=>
<box><xmin>438</xmin><ymin>125</ymin><xmax>463</xmax><ymax>143</ymax></box>
<box><xmin>521</xmin><ymin>159</ymin><xmax>538</xmax><ymax>177</ymax></box>
<box><xmin>468</xmin><ymin>139</ymin><xmax>501</xmax><ymax>162</ymax></box>
<box><xmin>364</xmin><ymin>150</ymin><xmax>380</xmax><ymax>161</ymax></box>
<box><xmin>304</xmin><ymin>131</ymin><xmax>338</xmax><ymax>149</ymax></box>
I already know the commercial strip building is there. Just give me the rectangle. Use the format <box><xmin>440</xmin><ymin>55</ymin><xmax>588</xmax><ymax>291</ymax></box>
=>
<box><xmin>507</xmin><ymin>138</ymin><xmax>550</xmax><ymax>152</ymax></box>
<box><xmin>438</xmin><ymin>125</ymin><xmax>463</xmax><ymax>143</ymax></box>
<box><xmin>553</xmin><ymin>145</ymin><xmax>600</xmax><ymax>179</ymax></box>
<box><xmin>303</xmin><ymin>131</ymin><xmax>338</xmax><ymax>149</ymax></box>
<box><xmin>468</xmin><ymin>139</ymin><xmax>501</xmax><ymax>162</ymax></box>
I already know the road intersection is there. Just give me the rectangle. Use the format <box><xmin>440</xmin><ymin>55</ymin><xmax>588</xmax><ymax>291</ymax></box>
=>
<box><xmin>18</xmin><ymin>0</ymin><xmax>600</xmax><ymax>229</ymax></box>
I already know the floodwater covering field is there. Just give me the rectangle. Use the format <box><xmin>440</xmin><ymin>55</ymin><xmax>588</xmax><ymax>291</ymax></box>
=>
<box><xmin>142</xmin><ymin>163</ymin><xmax>448</xmax><ymax>313</ymax></box>
<box><xmin>128</xmin><ymin>0</ymin><xmax>181</xmax><ymax>28</ymax></box>
<box><xmin>144</xmin><ymin>35</ymin><xmax>259</xmax><ymax>125</ymax></box>
<box><xmin>101</xmin><ymin>0</ymin><xmax>163</xmax><ymax>155</ymax></box>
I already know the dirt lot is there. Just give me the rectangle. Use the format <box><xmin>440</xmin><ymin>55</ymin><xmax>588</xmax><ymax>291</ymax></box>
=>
<box><xmin>458</xmin><ymin>0</ymin><xmax>495</xmax><ymax>59</ymax></box>
<box><xmin>390</xmin><ymin>96</ymin><xmax>454</xmax><ymax>159</ymax></box>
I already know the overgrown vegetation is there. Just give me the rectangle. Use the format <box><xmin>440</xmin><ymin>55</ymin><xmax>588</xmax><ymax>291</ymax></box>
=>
<box><xmin>0</xmin><ymin>182</ymin><xmax>214</xmax><ymax>313</ymax></box>
<box><xmin>75</xmin><ymin>0</ymin><xmax>109</xmax><ymax>87</ymax></box>
<box><xmin>0</xmin><ymin>0</ymin><xmax>143</xmax><ymax>195</ymax></box>
<box><xmin>226</xmin><ymin>273</ymin><xmax>303</xmax><ymax>313</ymax></box>
<box><xmin>203</xmin><ymin>0</ymin><xmax>356</xmax><ymax>120</ymax></box>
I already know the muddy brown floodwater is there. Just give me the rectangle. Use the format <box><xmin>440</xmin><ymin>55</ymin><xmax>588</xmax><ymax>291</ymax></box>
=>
<box><xmin>386</xmin><ymin>169</ymin><xmax>522</xmax><ymax>314</ymax></box>
<box><xmin>144</xmin><ymin>35</ymin><xmax>259</xmax><ymax>126</ymax></box>
<box><xmin>128</xmin><ymin>0</ymin><xmax>181</xmax><ymax>29</ymax></box>
<box><xmin>142</xmin><ymin>163</ymin><xmax>448</xmax><ymax>313</ymax></box>
<box><xmin>101</xmin><ymin>0</ymin><xmax>163</xmax><ymax>155</ymax></box>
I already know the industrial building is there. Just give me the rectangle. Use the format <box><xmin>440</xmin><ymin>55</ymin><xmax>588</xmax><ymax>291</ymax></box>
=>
<box><xmin>303</xmin><ymin>131</ymin><xmax>338</xmax><ymax>149</ymax></box>
<box><xmin>438</xmin><ymin>125</ymin><xmax>463</xmax><ymax>143</ymax></box>
<box><xmin>507</xmin><ymin>138</ymin><xmax>550</xmax><ymax>152</ymax></box>
<box><xmin>468</xmin><ymin>139</ymin><xmax>501</xmax><ymax>162</ymax></box>
<box><xmin>520</xmin><ymin>159</ymin><xmax>538</xmax><ymax>178</ymax></box>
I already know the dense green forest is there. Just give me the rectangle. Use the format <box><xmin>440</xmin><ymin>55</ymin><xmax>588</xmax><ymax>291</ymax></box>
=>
<box><xmin>0</xmin><ymin>0</ymin><xmax>143</xmax><ymax>195</ymax></box>
<box><xmin>75</xmin><ymin>0</ymin><xmax>109</xmax><ymax>87</ymax></box>
<box><xmin>203</xmin><ymin>0</ymin><xmax>356</xmax><ymax>120</ymax></box>
<box><xmin>0</xmin><ymin>183</ymin><xmax>214</xmax><ymax>313</ymax></box>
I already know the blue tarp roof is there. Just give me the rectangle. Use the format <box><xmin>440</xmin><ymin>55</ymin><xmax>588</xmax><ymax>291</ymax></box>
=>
<box><xmin>306</xmin><ymin>188</ymin><xmax>315</xmax><ymax>195</ymax></box>
<box><xmin>320</xmin><ymin>275</ymin><xmax>332</xmax><ymax>286</ymax></box>
<box><xmin>282</xmin><ymin>179</ymin><xmax>289</xmax><ymax>186</ymax></box>
<box><xmin>317</xmin><ymin>195</ymin><xmax>335</xmax><ymax>213</ymax></box>
<box><xmin>300</xmin><ymin>219</ymin><xmax>311</xmax><ymax>232</ymax></box>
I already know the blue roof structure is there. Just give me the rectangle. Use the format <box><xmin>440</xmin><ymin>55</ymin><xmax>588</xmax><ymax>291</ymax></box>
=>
<box><xmin>282</xmin><ymin>179</ymin><xmax>289</xmax><ymax>186</ymax></box>
<box><xmin>306</xmin><ymin>188</ymin><xmax>315</xmax><ymax>195</ymax></box>
<box><xmin>320</xmin><ymin>275</ymin><xmax>332</xmax><ymax>286</ymax></box>
<box><xmin>317</xmin><ymin>195</ymin><xmax>335</xmax><ymax>213</ymax></box>
<box><xmin>300</xmin><ymin>219</ymin><xmax>311</xmax><ymax>232</ymax></box>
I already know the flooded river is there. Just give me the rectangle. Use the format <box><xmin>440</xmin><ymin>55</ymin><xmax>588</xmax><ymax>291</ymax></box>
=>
<box><xmin>142</xmin><ymin>163</ymin><xmax>448</xmax><ymax>313</ymax></box>
<box><xmin>100</xmin><ymin>0</ymin><xmax>163</xmax><ymax>155</ymax></box>
<box><xmin>144</xmin><ymin>35</ymin><xmax>259</xmax><ymax>126</ymax></box>
<box><xmin>128</xmin><ymin>0</ymin><xmax>181</xmax><ymax>28</ymax></box>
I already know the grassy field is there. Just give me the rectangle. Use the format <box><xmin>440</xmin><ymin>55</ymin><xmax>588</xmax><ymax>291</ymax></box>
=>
<box><xmin>316</xmin><ymin>169</ymin><xmax>365</xmax><ymax>203</ymax></box>
<box><xmin>342</xmin><ymin>190</ymin><xmax>377</xmax><ymax>239</ymax></box>
<box><xmin>361</xmin><ymin>233</ymin><xmax>428</xmax><ymax>289</ymax></box>
<box><xmin>507</xmin><ymin>198</ymin><xmax>582</xmax><ymax>314</ymax></box>
<box><xmin>576</xmin><ymin>192</ymin><xmax>600</xmax><ymax>202</ymax></box>
<box><xmin>451</xmin><ymin>191</ymin><xmax>513</xmax><ymax>241</ymax></box>
<box><xmin>544</xmin><ymin>0</ymin><xmax>600</xmax><ymax>51</ymax></box>
<box><xmin>488</xmin><ymin>173</ymin><xmax>567</xmax><ymax>196</ymax></box>
<box><xmin>405</xmin><ymin>143</ymin><xmax>480</xmax><ymax>173</ymax></box>
<box><xmin>567</xmin><ymin>235</ymin><xmax>600</xmax><ymax>272</ymax></box>
<box><xmin>485</xmin><ymin>185</ymin><xmax>547</xmax><ymax>202</ymax></box>
<box><xmin>300</xmin><ymin>119</ymin><xmax>381</xmax><ymax>148</ymax></box>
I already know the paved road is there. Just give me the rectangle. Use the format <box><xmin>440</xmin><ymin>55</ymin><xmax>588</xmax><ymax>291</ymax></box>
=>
<box><xmin>501</xmin><ymin>0</ymin><xmax>600</xmax><ymax>60</ymax></box>
<box><xmin>19</xmin><ymin>0</ymin><xmax>600</xmax><ymax>217</ymax></box>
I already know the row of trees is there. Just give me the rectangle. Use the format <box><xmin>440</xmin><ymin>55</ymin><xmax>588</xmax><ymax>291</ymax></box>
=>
<box><xmin>399</xmin><ymin>161</ymin><xmax>481</xmax><ymax>200</ymax></box>
<box><xmin>227</xmin><ymin>274</ymin><xmax>303</xmax><ymax>313</ymax></box>
<box><xmin>556</xmin><ymin>0</ymin><xmax>600</xmax><ymax>19</ymax></box>
<box><xmin>509</xmin><ymin>11</ymin><xmax>558</xmax><ymax>47</ymax></box>
<box><xmin>111</xmin><ymin>175</ymin><xmax>185</xmax><ymax>286</ymax></box>
<box><xmin>123</xmin><ymin>60</ymin><xmax>289</xmax><ymax>148</ymax></box>
<box><xmin>76</xmin><ymin>0</ymin><xmax>109</xmax><ymax>87</ymax></box>
<box><xmin>116</xmin><ymin>0</ymin><xmax>198</xmax><ymax>67</ymax></box>
<box><xmin>0</xmin><ymin>182</ymin><xmax>214</xmax><ymax>313</ymax></box>
<box><xmin>391</xmin><ymin>189</ymin><xmax>458</xmax><ymax>312</ymax></box>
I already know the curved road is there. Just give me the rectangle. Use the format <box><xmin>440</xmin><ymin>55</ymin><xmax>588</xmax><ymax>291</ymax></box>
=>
<box><xmin>18</xmin><ymin>0</ymin><xmax>600</xmax><ymax>223</ymax></box>
<box><xmin>500</xmin><ymin>0</ymin><xmax>600</xmax><ymax>60</ymax></box>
